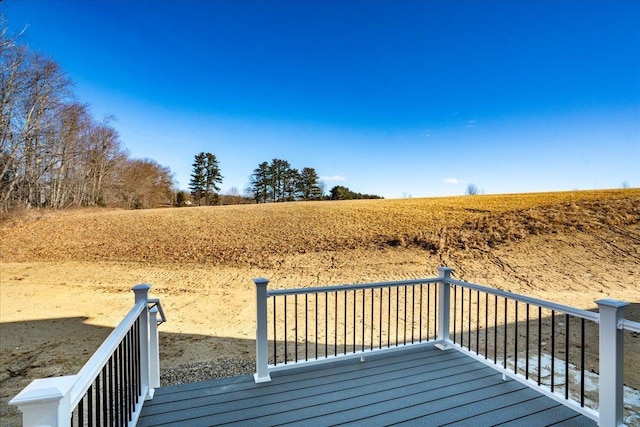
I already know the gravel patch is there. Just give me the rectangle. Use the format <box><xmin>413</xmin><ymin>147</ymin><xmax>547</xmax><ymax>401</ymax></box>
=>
<box><xmin>160</xmin><ymin>358</ymin><xmax>256</xmax><ymax>386</ymax></box>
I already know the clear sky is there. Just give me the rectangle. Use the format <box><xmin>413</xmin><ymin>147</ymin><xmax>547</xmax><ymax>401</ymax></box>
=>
<box><xmin>3</xmin><ymin>0</ymin><xmax>639</xmax><ymax>198</ymax></box>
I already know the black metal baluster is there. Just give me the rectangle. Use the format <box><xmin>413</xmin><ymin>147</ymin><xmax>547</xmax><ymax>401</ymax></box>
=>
<box><xmin>315</xmin><ymin>293</ymin><xmax>318</xmax><ymax>359</ymax></box>
<box><xmin>273</xmin><ymin>296</ymin><xmax>277</xmax><ymax>364</ymax></box>
<box><xmin>119</xmin><ymin>342</ymin><xmax>125</xmax><ymax>427</ymax></box>
<box><xmin>537</xmin><ymin>306</ymin><xmax>542</xmax><ymax>386</ymax></box>
<box><xmin>334</xmin><ymin>291</ymin><xmax>338</xmax><ymax>357</ymax></box>
<box><xmin>125</xmin><ymin>330</ymin><xmax>135</xmax><ymax>421</ymax></box>
<box><xmin>433</xmin><ymin>286</ymin><xmax>438</xmax><ymax>341</ymax></box>
<box><xmin>494</xmin><ymin>294</ymin><xmax>498</xmax><ymax>364</ymax></box>
<box><xmin>467</xmin><ymin>288</ymin><xmax>473</xmax><ymax>351</ymax></box>
<box><xmin>388</xmin><ymin>287</ymin><xmax>391</xmax><ymax>347</ymax></box>
<box><xmin>426</xmin><ymin>284</ymin><xmax>430</xmax><ymax>342</ymax></box>
<box><xmin>402</xmin><ymin>285</ymin><xmax>407</xmax><ymax>345</ymax></box>
<box><xmin>551</xmin><ymin>310</ymin><xmax>556</xmax><ymax>392</ymax></box>
<box><xmin>371</xmin><ymin>288</ymin><xmax>374</xmax><ymax>351</ymax></box>
<box><xmin>135</xmin><ymin>319</ymin><xmax>140</xmax><ymax>403</ymax></box>
<box><xmin>102</xmin><ymin>365</ymin><xmax>108</xmax><ymax>427</ymax></box>
<box><xmin>295</xmin><ymin>294</ymin><xmax>298</xmax><ymax>363</ymax></box>
<box><xmin>78</xmin><ymin>396</ymin><xmax>84</xmax><ymax>427</ymax></box>
<box><xmin>419</xmin><ymin>284</ymin><xmax>423</xmax><ymax>342</ymax></box>
<box><xmin>503</xmin><ymin>298</ymin><xmax>508</xmax><ymax>369</ymax></box>
<box><xmin>453</xmin><ymin>285</ymin><xmax>457</xmax><ymax>345</ymax></box>
<box><xmin>461</xmin><ymin>286</ymin><xmax>465</xmax><ymax>347</ymax></box>
<box><xmin>525</xmin><ymin>304</ymin><xmax>530</xmax><ymax>380</ymax></box>
<box><xmin>108</xmin><ymin>356</ymin><xmax>114</xmax><ymax>427</ymax></box>
<box><xmin>565</xmin><ymin>313</ymin><xmax>570</xmax><ymax>400</ymax></box>
<box><xmin>395</xmin><ymin>287</ymin><xmax>399</xmax><ymax>346</ymax></box>
<box><xmin>325</xmin><ymin>292</ymin><xmax>328</xmax><ymax>358</ymax></box>
<box><xmin>305</xmin><ymin>294</ymin><xmax>308</xmax><ymax>361</ymax></box>
<box><xmin>514</xmin><ymin>301</ymin><xmax>518</xmax><ymax>374</ymax></box>
<box><xmin>467</xmin><ymin>289</ymin><xmax>472</xmax><ymax>350</ymax></box>
<box><xmin>284</xmin><ymin>295</ymin><xmax>287</xmax><ymax>364</ymax></box>
<box><xmin>476</xmin><ymin>290</ymin><xmax>480</xmax><ymax>353</ymax></box>
<box><xmin>379</xmin><ymin>287</ymin><xmax>383</xmax><ymax>349</ymax></box>
<box><xmin>88</xmin><ymin>376</ymin><xmax>94</xmax><ymax>427</ymax></box>
<box><xmin>411</xmin><ymin>285</ymin><xmax>415</xmax><ymax>344</ymax></box>
<box><xmin>580</xmin><ymin>318</ymin><xmax>585</xmax><ymax>407</ymax></box>
<box><xmin>344</xmin><ymin>291</ymin><xmax>347</xmax><ymax>354</ymax></box>
<box><xmin>485</xmin><ymin>292</ymin><xmax>489</xmax><ymax>359</ymax></box>
<box><xmin>353</xmin><ymin>289</ymin><xmax>357</xmax><ymax>353</ymax></box>
<box><xmin>362</xmin><ymin>289</ymin><xmax>365</xmax><ymax>352</ymax></box>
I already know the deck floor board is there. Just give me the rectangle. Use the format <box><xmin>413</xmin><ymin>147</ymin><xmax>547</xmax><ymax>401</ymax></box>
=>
<box><xmin>138</xmin><ymin>345</ymin><xmax>597</xmax><ymax>427</ymax></box>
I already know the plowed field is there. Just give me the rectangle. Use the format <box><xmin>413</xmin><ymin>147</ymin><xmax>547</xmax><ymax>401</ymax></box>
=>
<box><xmin>1</xmin><ymin>189</ymin><xmax>639</xmax><ymax>426</ymax></box>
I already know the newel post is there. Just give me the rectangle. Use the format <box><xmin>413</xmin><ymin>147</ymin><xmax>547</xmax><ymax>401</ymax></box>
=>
<box><xmin>596</xmin><ymin>298</ymin><xmax>628</xmax><ymax>427</ymax></box>
<box><xmin>132</xmin><ymin>284</ymin><xmax>153</xmax><ymax>400</ymax></box>
<box><xmin>9</xmin><ymin>375</ymin><xmax>77</xmax><ymax>427</ymax></box>
<box><xmin>149</xmin><ymin>306</ymin><xmax>161</xmax><ymax>389</ymax></box>
<box><xmin>435</xmin><ymin>267</ymin><xmax>454</xmax><ymax>350</ymax></box>
<box><xmin>254</xmin><ymin>278</ymin><xmax>272</xmax><ymax>383</ymax></box>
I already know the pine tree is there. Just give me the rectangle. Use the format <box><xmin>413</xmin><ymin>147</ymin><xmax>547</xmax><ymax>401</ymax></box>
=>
<box><xmin>298</xmin><ymin>167</ymin><xmax>322</xmax><ymax>201</ymax></box>
<box><xmin>189</xmin><ymin>153</ymin><xmax>206</xmax><ymax>205</ymax></box>
<box><xmin>249</xmin><ymin>162</ymin><xmax>269</xmax><ymax>203</ymax></box>
<box><xmin>189</xmin><ymin>152</ymin><xmax>223</xmax><ymax>205</ymax></box>
<box><xmin>203</xmin><ymin>152</ymin><xmax>223</xmax><ymax>205</ymax></box>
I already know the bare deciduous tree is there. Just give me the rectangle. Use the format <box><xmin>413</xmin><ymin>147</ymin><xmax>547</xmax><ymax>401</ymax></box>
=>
<box><xmin>1</xmin><ymin>20</ymin><xmax>174</xmax><ymax>212</ymax></box>
<box><xmin>466</xmin><ymin>183</ymin><xmax>479</xmax><ymax>195</ymax></box>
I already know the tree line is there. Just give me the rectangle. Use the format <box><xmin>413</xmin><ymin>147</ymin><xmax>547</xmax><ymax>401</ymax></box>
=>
<box><xmin>0</xmin><ymin>20</ymin><xmax>175</xmax><ymax>212</ymax></box>
<box><xmin>186</xmin><ymin>155</ymin><xmax>382</xmax><ymax>205</ymax></box>
<box><xmin>247</xmin><ymin>159</ymin><xmax>324</xmax><ymax>203</ymax></box>
<box><xmin>1</xmin><ymin>17</ymin><xmax>382</xmax><ymax>213</ymax></box>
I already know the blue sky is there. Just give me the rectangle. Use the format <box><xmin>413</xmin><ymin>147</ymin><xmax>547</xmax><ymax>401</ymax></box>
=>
<box><xmin>3</xmin><ymin>0</ymin><xmax>639</xmax><ymax>198</ymax></box>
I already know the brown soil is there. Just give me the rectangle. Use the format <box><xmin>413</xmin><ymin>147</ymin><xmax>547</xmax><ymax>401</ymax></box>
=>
<box><xmin>1</xmin><ymin>191</ymin><xmax>639</xmax><ymax>426</ymax></box>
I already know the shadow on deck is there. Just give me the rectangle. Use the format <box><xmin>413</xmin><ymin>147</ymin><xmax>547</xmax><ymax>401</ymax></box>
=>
<box><xmin>139</xmin><ymin>345</ymin><xmax>596</xmax><ymax>427</ymax></box>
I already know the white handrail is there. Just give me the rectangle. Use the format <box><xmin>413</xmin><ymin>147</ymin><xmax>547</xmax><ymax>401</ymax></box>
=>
<box><xmin>445</xmin><ymin>277</ymin><xmax>600</xmax><ymax>322</ymax></box>
<box><xmin>620</xmin><ymin>318</ymin><xmax>640</xmax><ymax>333</ymax></box>
<box><xmin>10</xmin><ymin>284</ymin><xmax>163</xmax><ymax>427</ymax></box>
<box><xmin>256</xmin><ymin>268</ymin><xmax>634</xmax><ymax>426</ymax></box>
<box><xmin>267</xmin><ymin>277</ymin><xmax>440</xmax><ymax>296</ymax></box>
<box><xmin>148</xmin><ymin>298</ymin><xmax>166</xmax><ymax>324</ymax></box>
<box><xmin>69</xmin><ymin>301</ymin><xmax>145</xmax><ymax>409</ymax></box>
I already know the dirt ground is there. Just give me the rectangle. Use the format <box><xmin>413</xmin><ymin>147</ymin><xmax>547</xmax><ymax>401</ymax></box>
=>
<box><xmin>1</xmin><ymin>227</ymin><xmax>639</xmax><ymax>426</ymax></box>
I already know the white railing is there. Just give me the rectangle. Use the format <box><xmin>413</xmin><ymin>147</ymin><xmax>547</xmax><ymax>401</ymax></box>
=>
<box><xmin>9</xmin><ymin>285</ymin><xmax>165</xmax><ymax>427</ymax></box>
<box><xmin>255</xmin><ymin>267</ymin><xmax>640</xmax><ymax>427</ymax></box>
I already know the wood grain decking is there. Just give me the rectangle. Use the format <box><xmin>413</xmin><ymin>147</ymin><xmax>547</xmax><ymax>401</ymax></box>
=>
<box><xmin>138</xmin><ymin>345</ymin><xmax>596</xmax><ymax>426</ymax></box>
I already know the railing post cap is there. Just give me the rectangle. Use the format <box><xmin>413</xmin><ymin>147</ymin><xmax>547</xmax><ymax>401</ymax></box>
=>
<box><xmin>132</xmin><ymin>284</ymin><xmax>152</xmax><ymax>303</ymax></box>
<box><xmin>253</xmin><ymin>277</ymin><xmax>269</xmax><ymax>286</ymax></box>
<box><xmin>438</xmin><ymin>267</ymin><xmax>454</xmax><ymax>277</ymax></box>
<box><xmin>595</xmin><ymin>298</ymin><xmax>629</xmax><ymax>309</ymax></box>
<box><xmin>9</xmin><ymin>376</ymin><xmax>77</xmax><ymax>406</ymax></box>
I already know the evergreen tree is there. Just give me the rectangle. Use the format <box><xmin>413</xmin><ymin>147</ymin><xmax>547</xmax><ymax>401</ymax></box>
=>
<box><xmin>329</xmin><ymin>185</ymin><xmax>382</xmax><ymax>200</ymax></box>
<box><xmin>268</xmin><ymin>159</ymin><xmax>291</xmax><ymax>202</ymax></box>
<box><xmin>298</xmin><ymin>167</ymin><xmax>322</xmax><ymax>200</ymax></box>
<box><xmin>189</xmin><ymin>153</ymin><xmax>206</xmax><ymax>205</ymax></box>
<box><xmin>249</xmin><ymin>161</ymin><xmax>269</xmax><ymax>203</ymax></box>
<box><xmin>203</xmin><ymin>152</ymin><xmax>223</xmax><ymax>205</ymax></box>
<box><xmin>189</xmin><ymin>152</ymin><xmax>223</xmax><ymax>205</ymax></box>
<box><xmin>284</xmin><ymin>168</ymin><xmax>300</xmax><ymax>201</ymax></box>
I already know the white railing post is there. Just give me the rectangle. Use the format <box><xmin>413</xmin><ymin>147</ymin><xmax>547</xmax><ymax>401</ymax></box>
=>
<box><xmin>254</xmin><ymin>278</ymin><xmax>272</xmax><ymax>383</ymax></box>
<box><xmin>435</xmin><ymin>267</ymin><xmax>454</xmax><ymax>350</ymax></box>
<box><xmin>9</xmin><ymin>375</ymin><xmax>77</xmax><ymax>427</ymax></box>
<box><xmin>149</xmin><ymin>306</ymin><xmax>161</xmax><ymax>389</ymax></box>
<box><xmin>132</xmin><ymin>284</ymin><xmax>153</xmax><ymax>399</ymax></box>
<box><xmin>596</xmin><ymin>298</ymin><xmax>628</xmax><ymax>427</ymax></box>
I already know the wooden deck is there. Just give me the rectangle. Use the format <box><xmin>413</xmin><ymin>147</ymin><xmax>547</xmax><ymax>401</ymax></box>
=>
<box><xmin>138</xmin><ymin>345</ymin><xmax>596</xmax><ymax>426</ymax></box>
